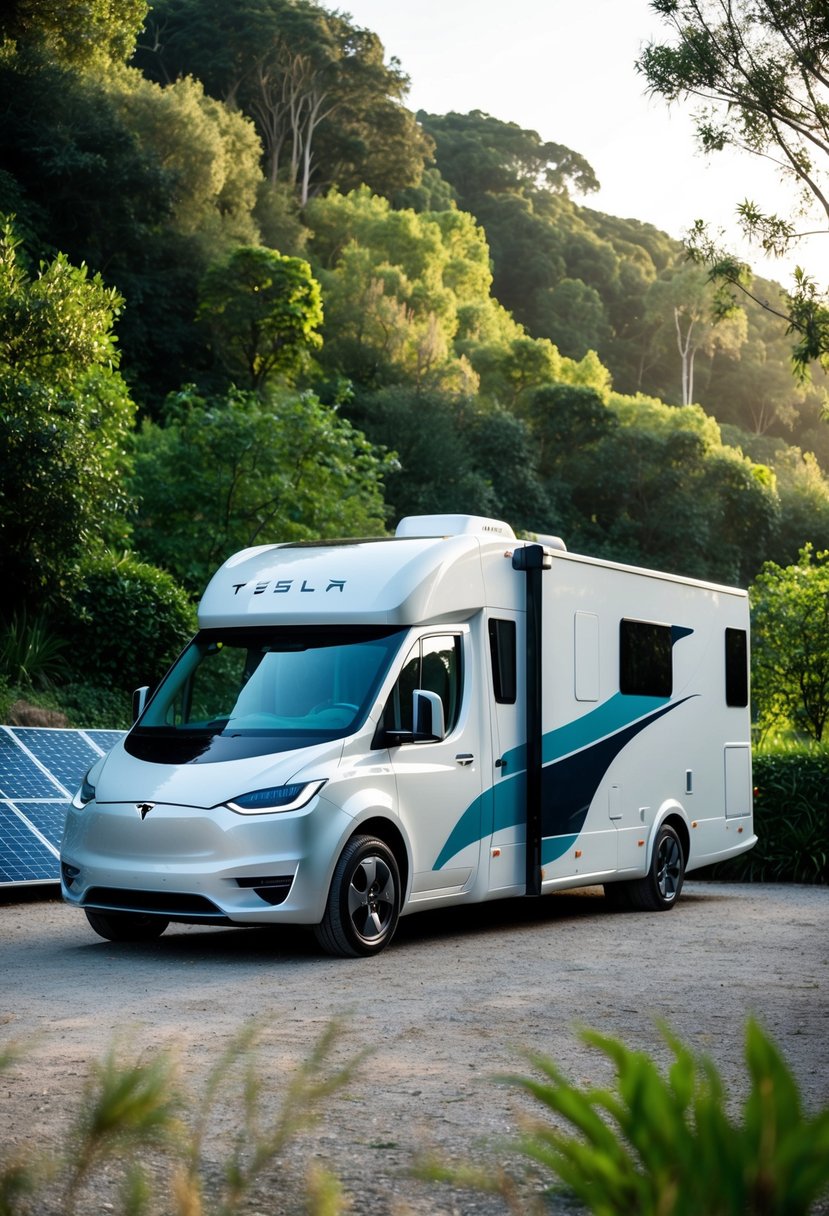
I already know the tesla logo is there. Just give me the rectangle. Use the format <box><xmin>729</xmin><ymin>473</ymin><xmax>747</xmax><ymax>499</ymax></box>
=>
<box><xmin>136</xmin><ymin>802</ymin><xmax>155</xmax><ymax>820</ymax></box>
<box><xmin>232</xmin><ymin>578</ymin><xmax>346</xmax><ymax>595</ymax></box>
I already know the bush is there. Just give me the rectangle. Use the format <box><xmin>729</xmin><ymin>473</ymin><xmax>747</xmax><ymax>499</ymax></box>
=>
<box><xmin>54</xmin><ymin>551</ymin><xmax>196</xmax><ymax>695</ymax></box>
<box><xmin>507</xmin><ymin>1019</ymin><xmax>829</xmax><ymax>1216</ymax></box>
<box><xmin>52</xmin><ymin>682</ymin><xmax>132</xmax><ymax>730</ymax></box>
<box><xmin>0</xmin><ymin>610</ymin><xmax>69</xmax><ymax>687</ymax></box>
<box><xmin>707</xmin><ymin>748</ymin><xmax>829</xmax><ymax>884</ymax></box>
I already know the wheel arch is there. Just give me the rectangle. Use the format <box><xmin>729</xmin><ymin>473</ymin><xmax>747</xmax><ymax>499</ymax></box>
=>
<box><xmin>348</xmin><ymin>815</ymin><xmax>410</xmax><ymax>903</ymax></box>
<box><xmin>654</xmin><ymin>804</ymin><xmax>690</xmax><ymax>867</ymax></box>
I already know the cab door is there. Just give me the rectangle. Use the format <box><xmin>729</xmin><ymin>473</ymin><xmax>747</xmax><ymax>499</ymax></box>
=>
<box><xmin>386</xmin><ymin>629</ymin><xmax>485</xmax><ymax>901</ymax></box>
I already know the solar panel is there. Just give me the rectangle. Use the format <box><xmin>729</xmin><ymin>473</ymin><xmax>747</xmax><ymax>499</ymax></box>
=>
<box><xmin>0</xmin><ymin>726</ymin><xmax>125</xmax><ymax>886</ymax></box>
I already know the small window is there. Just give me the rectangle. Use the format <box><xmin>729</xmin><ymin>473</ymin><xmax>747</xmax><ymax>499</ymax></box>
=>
<box><xmin>619</xmin><ymin>619</ymin><xmax>672</xmax><ymax>697</ymax></box>
<box><xmin>488</xmin><ymin>618</ymin><xmax>517</xmax><ymax>704</ymax></box>
<box><xmin>725</xmin><ymin>628</ymin><xmax>748</xmax><ymax>707</ymax></box>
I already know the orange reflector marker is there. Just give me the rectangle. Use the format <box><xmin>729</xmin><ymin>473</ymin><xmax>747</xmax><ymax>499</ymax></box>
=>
<box><xmin>691</xmin><ymin>821</ymin><xmax>698</xmax><ymax>829</ymax></box>
<box><xmin>738</xmin><ymin>826</ymin><xmax>744</xmax><ymax>833</ymax></box>
<box><xmin>575</xmin><ymin>849</ymin><xmax>582</xmax><ymax>859</ymax></box>
<box><xmin>491</xmin><ymin>847</ymin><xmax>501</xmax><ymax>858</ymax></box>
<box><xmin>638</xmin><ymin>839</ymin><xmax>645</xmax><ymax>847</ymax></box>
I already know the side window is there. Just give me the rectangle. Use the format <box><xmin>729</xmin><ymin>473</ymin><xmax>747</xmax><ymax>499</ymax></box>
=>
<box><xmin>384</xmin><ymin>634</ymin><xmax>462</xmax><ymax>735</ymax></box>
<box><xmin>725</xmin><ymin>628</ymin><xmax>748</xmax><ymax>707</ymax></box>
<box><xmin>488</xmin><ymin>618</ymin><xmax>517</xmax><ymax>704</ymax></box>
<box><xmin>619</xmin><ymin>619</ymin><xmax>672</xmax><ymax>697</ymax></box>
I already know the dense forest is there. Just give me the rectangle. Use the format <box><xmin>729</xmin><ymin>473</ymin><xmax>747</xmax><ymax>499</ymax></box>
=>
<box><xmin>2</xmin><ymin>0</ymin><xmax>829</xmax><ymax>727</ymax></box>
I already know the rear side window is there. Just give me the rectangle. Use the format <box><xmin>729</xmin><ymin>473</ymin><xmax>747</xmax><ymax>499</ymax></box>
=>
<box><xmin>619</xmin><ymin>619</ymin><xmax>672</xmax><ymax>697</ymax></box>
<box><xmin>488</xmin><ymin>618</ymin><xmax>517</xmax><ymax>704</ymax></box>
<box><xmin>725</xmin><ymin>628</ymin><xmax>748</xmax><ymax>707</ymax></box>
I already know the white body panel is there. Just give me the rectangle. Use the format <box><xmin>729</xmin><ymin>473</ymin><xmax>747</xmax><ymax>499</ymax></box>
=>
<box><xmin>61</xmin><ymin>515</ymin><xmax>755</xmax><ymax>938</ymax></box>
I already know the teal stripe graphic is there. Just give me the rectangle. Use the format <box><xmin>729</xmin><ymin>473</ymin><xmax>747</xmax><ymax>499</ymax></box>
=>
<box><xmin>434</xmin><ymin>693</ymin><xmax>678</xmax><ymax>871</ymax></box>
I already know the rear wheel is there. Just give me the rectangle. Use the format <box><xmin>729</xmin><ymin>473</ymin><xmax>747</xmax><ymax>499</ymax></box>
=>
<box><xmin>604</xmin><ymin>824</ymin><xmax>685</xmax><ymax>912</ymax></box>
<box><xmin>84</xmin><ymin>909</ymin><xmax>169</xmax><ymax>942</ymax></box>
<box><xmin>314</xmin><ymin>835</ymin><xmax>401</xmax><ymax>958</ymax></box>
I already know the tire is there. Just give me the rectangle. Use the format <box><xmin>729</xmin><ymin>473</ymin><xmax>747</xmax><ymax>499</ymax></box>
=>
<box><xmin>314</xmin><ymin>835</ymin><xmax>401</xmax><ymax>958</ymax></box>
<box><xmin>84</xmin><ymin>909</ymin><xmax>169</xmax><ymax>942</ymax></box>
<box><xmin>604</xmin><ymin>824</ymin><xmax>685</xmax><ymax>913</ymax></box>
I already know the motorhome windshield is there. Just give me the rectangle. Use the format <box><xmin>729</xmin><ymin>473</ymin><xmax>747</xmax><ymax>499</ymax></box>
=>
<box><xmin>127</xmin><ymin>626</ymin><xmax>406</xmax><ymax>764</ymax></box>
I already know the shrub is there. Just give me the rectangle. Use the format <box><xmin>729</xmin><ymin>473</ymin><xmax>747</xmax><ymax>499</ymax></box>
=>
<box><xmin>508</xmin><ymin>1019</ymin><xmax>829</xmax><ymax>1216</ymax></box>
<box><xmin>51</xmin><ymin>682</ymin><xmax>132</xmax><ymax>730</ymax></box>
<box><xmin>707</xmin><ymin>748</ymin><xmax>829</xmax><ymax>884</ymax></box>
<box><xmin>54</xmin><ymin>551</ymin><xmax>196</xmax><ymax>695</ymax></box>
<box><xmin>0</xmin><ymin>610</ymin><xmax>69</xmax><ymax>687</ymax></box>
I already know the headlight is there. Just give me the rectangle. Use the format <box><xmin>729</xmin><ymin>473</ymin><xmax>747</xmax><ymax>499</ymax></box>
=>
<box><xmin>71</xmin><ymin>770</ymin><xmax>96</xmax><ymax>809</ymax></box>
<box><xmin>224</xmin><ymin>779</ymin><xmax>327</xmax><ymax>815</ymax></box>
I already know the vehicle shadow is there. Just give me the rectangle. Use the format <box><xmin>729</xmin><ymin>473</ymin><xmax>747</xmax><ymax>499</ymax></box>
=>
<box><xmin>64</xmin><ymin>880</ymin><xmax>729</xmax><ymax>965</ymax></box>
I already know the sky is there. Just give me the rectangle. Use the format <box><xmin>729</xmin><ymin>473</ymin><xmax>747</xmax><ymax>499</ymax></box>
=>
<box><xmin>341</xmin><ymin>0</ymin><xmax>824</xmax><ymax>286</ymax></box>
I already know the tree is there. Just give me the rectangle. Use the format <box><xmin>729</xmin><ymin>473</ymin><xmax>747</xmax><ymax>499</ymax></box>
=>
<box><xmin>130</xmin><ymin>387</ymin><xmax>391</xmax><ymax>591</ymax></box>
<box><xmin>638</xmin><ymin>0</ymin><xmax>829</xmax><ymax>373</ymax></box>
<box><xmin>751</xmin><ymin>546</ymin><xmax>829</xmax><ymax>741</ymax></box>
<box><xmin>0</xmin><ymin>220</ymin><xmax>135</xmax><ymax>614</ymax></box>
<box><xmin>551</xmin><ymin>393</ymin><xmax>779</xmax><ymax>584</ymax></box>
<box><xmin>643</xmin><ymin>264</ymin><xmax>747</xmax><ymax>406</ymax></box>
<box><xmin>305</xmin><ymin>188</ymin><xmax>486</xmax><ymax>391</ymax></box>
<box><xmin>0</xmin><ymin>56</ymin><xmax>269</xmax><ymax>408</ymax></box>
<box><xmin>1</xmin><ymin>0</ymin><xmax>148</xmax><ymax>69</ymax></box>
<box><xmin>135</xmin><ymin>0</ymin><xmax>430</xmax><ymax>203</ymax></box>
<box><xmin>417</xmin><ymin>111</ymin><xmax>600</xmax><ymax>208</ymax></box>
<box><xmin>197</xmin><ymin>246</ymin><xmax>323</xmax><ymax>392</ymax></box>
<box><xmin>345</xmin><ymin>387</ymin><xmax>549</xmax><ymax>531</ymax></box>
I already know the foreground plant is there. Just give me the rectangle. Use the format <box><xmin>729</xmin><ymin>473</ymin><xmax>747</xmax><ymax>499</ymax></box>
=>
<box><xmin>0</xmin><ymin>1021</ymin><xmax>360</xmax><ymax>1216</ymax></box>
<box><xmin>510</xmin><ymin>1018</ymin><xmax>829</xmax><ymax>1216</ymax></box>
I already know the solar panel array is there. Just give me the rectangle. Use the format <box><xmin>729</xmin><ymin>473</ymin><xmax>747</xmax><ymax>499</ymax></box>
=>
<box><xmin>0</xmin><ymin>726</ymin><xmax>125</xmax><ymax>886</ymax></box>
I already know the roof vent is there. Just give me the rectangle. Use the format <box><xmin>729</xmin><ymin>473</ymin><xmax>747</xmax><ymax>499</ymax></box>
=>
<box><xmin>395</xmin><ymin>514</ymin><xmax>516</xmax><ymax>540</ymax></box>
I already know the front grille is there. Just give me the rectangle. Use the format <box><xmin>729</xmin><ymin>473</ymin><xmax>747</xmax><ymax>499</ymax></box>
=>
<box><xmin>83</xmin><ymin>887</ymin><xmax>228</xmax><ymax>921</ymax></box>
<box><xmin>235</xmin><ymin>875</ymin><xmax>294</xmax><ymax>906</ymax></box>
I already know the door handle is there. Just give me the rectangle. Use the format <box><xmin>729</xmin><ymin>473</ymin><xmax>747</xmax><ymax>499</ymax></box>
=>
<box><xmin>455</xmin><ymin>753</ymin><xmax>474</xmax><ymax>766</ymax></box>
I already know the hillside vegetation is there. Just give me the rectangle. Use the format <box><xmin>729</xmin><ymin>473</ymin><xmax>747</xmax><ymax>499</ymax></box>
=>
<box><xmin>1</xmin><ymin>0</ymin><xmax>828</xmax><ymax>731</ymax></box>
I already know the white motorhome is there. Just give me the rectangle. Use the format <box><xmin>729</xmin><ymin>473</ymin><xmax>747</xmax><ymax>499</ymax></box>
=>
<box><xmin>61</xmin><ymin>514</ymin><xmax>755</xmax><ymax>956</ymax></box>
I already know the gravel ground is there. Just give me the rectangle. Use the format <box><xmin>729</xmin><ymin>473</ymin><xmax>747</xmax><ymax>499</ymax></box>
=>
<box><xmin>1</xmin><ymin>880</ymin><xmax>827</xmax><ymax>1214</ymax></box>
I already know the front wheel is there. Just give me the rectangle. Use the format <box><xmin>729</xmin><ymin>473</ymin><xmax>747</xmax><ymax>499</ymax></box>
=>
<box><xmin>604</xmin><ymin>824</ymin><xmax>685</xmax><ymax>912</ymax></box>
<box><xmin>314</xmin><ymin>835</ymin><xmax>401</xmax><ymax>958</ymax></box>
<box><xmin>85</xmin><ymin>909</ymin><xmax>169</xmax><ymax>942</ymax></box>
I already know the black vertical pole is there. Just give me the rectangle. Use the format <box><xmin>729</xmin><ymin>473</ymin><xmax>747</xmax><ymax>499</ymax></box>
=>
<box><xmin>512</xmin><ymin>544</ymin><xmax>547</xmax><ymax>897</ymax></box>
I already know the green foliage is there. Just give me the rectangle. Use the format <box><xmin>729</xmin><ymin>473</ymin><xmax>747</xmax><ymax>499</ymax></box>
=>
<box><xmin>0</xmin><ymin>1020</ymin><xmax>357</xmax><ymax>1216</ymax></box>
<box><xmin>418</xmin><ymin>110</ymin><xmax>600</xmax><ymax>206</ymax></box>
<box><xmin>546</xmin><ymin>393</ymin><xmax>778</xmax><ymax>585</ymax></box>
<box><xmin>198</xmin><ymin>245</ymin><xmax>323</xmax><ymax>392</ymax></box>
<box><xmin>751</xmin><ymin>546</ymin><xmax>829</xmax><ymax>742</ymax></box>
<box><xmin>509</xmin><ymin>1019</ymin><xmax>829</xmax><ymax>1215</ymax></box>
<box><xmin>1</xmin><ymin>0</ymin><xmax>148</xmax><ymax>69</ymax></box>
<box><xmin>347</xmin><ymin>387</ymin><xmax>548</xmax><ymax>531</ymax></box>
<box><xmin>306</xmin><ymin>187</ymin><xmax>488</xmax><ymax>391</ymax></box>
<box><xmin>0</xmin><ymin>611</ymin><xmax>68</xmax><ymax>688</ymax></box>
<box><xmin>131</xmin><ymin>387</ymin><xmax>391</xmax><ymax>592</ymax></box>
<box><xmin>52</xmin><ymin>552</ymin><xmax>196</xmax><ymax>694</ymax></box>
<box><xmin>51</xmin><ymin>683</ymin><xmax>133</xmax><ymax>731</ymax></box>
<box><xmin>639</xmin><ymin>0</ymin><xmax>829</xmax><ymax>374</ymax></box>
<box><xmin>0</xmin><ymin>219</ymin><xmax>135</xmax><ymax>613</ymax></box>
<box><xmin>65</xmin><ymin>1045</ymin><xmax>182</xmax><ymax>1216</ymax></box>
<box><xmin>135</xmin><ymin>0</ymin><xmax>430</xmax><ymax>204</ymax></box>
<box><xmin>708</xmin><ymin>748</ymin><xmax>829</xmax><ymax>884</ymax></box>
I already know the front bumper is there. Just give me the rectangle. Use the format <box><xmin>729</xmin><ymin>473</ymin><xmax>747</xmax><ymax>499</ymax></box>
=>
<box><xmin>60</xmin><ymin>795</ymin><xmax>351</xmax><ymax>925</ymax></box>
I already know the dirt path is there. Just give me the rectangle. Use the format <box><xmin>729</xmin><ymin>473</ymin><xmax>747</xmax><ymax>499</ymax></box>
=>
<box><xmin>1</xmin><ymin>881</ymin><xmax>828</xmax><ymax>1213</ymax></box>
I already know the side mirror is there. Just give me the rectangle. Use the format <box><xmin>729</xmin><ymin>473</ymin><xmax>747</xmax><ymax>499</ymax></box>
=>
<box><xmin>413</xmin><ymin>689</ymin><xmax>446</xmax><ymax>742</ymax></box>
<box><xmin>132</xmin><ymin>685</ymin><xmax>150</xmax><ymax>722</ymax></box>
